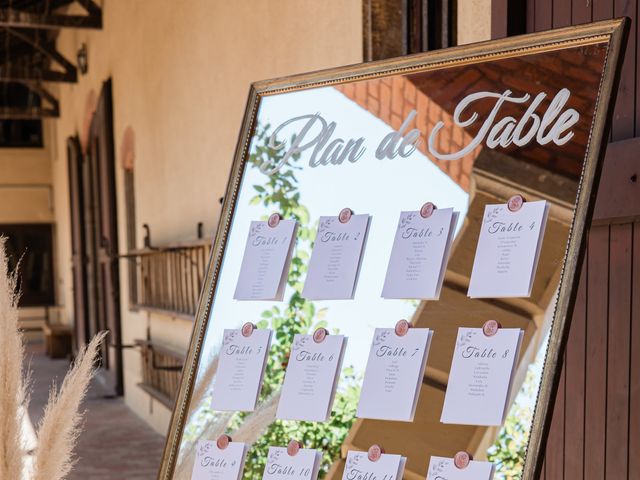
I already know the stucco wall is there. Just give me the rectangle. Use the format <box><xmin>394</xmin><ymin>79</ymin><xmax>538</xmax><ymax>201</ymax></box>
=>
<box><xmin>50</xmin><ymin>0</ymin><xmax>362</xmax><ymax>435</ymax></box>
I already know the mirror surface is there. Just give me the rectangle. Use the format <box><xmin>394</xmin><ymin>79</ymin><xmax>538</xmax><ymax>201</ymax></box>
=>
<box><xmin>172</xmin><ymin>41</ymin><xmax>608</xmax><ymax>479</ymax></box>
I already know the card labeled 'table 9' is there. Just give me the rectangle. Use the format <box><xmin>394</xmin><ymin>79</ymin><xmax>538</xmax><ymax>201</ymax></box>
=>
<box><xmin>262</xmin><ymin>447</ymin><xmax>322</xmax><ymax>480</ymax></box>
<box><xmin>342</xmin><ymin>451</ymin><xmax>406</xmax><ymax>480</ymax></box>
<box><xmin>426</xmin><ymin>456</ymin><xmax>495</xmax><ymax>480</ymax></box>
<box><xmin>302</xmin><ymin>214</ymin><xmax>371</xmax><ymax>300</ymax></box>
<box><xmin>276</xmin><ymin>334</ymin><xmax>347</xmax><ymax>422</ymax></box>
<box><xmin>234</xmin><ymin>219</ymin><xmax>297</xmax><ymax>301</ymax></box>
<box><xmin>191</xmin><ymin>440</ymin><xmax>248</xmax><ymax>480</ymax></box>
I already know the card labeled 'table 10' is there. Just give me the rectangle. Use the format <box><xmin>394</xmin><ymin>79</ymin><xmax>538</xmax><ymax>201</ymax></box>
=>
<box><xmin>302</xmin><ymin>214</ymin><xmax>371</xmax><ymax>300</ymax></box>
<box><xmin>234</xmin><ymin>218</ymin><xmax>297</xmax><ymax>301</ymax></box>
<box><xmin>262</xmin><ymin>447</ymin><xmax>322</xmax><ymax>480</ymax></box>
<box><xmin>357</xmin><ymin>327</ymin><xmax>433</xmax><ymax>422</ymax></box>
<box><xmin>191</xmin><ymin>440</ymin><xmax>248</xmax><ymax>480</ymax></box>
<box><xmin>211</xmin><ymin>328</ymin><xmax>272</xmax><ymax>412</ymax></box>
<box><xmin>342</xmin><ymin>451</ymin><xmax>406</xmax><ymax>480</ymax></box>
<box><xmin>276</xmin><ymin>333</ymin><xmax>347</xmax><ymax>422</ymax></box>
<box><xmin>468</xmin><ymin>200</ymin><xmax>549</xmax><ymax>298</ymax></box>
<box><xmin>426</xmin><ymin>456</ymin><xmax>495</xmax><ymax>480</ymax></box>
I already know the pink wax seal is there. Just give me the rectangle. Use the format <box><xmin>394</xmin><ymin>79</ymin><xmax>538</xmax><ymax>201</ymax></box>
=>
<box><xmin>507</xmin><ymin>194</ymin><xmax>525</xmax><ymax>212</ymax></box>
<box><xmin>368</xmin><ymin>444</ymin><xmax>384</xmax><ymax>462</ymax></box>
<box><xmin>268</xmin><ymin>213</ymin><xmax>281</xmax><ymax>228</ymax></box>
<box><xmin>313</xmin><ymin>327</ymin><xmax>328</xmax><ymax>343</ymax></box>
<box><xmin>216</xmin><ymin>434</ymin><xmax>231</xmax><ymax>450</ymax></box>
<box><xmin>287</xmin><ymin>440</ymin><xmax>302</xmax><ymax>456</ymax></box>
<box><xmin>241</xmin><ymin>322</ymin><xmax>256</xmax><ymax>337</ymax></box>
<box><xmin>395</xmin><ymin>319</ymin><xmax>411</xmax><ymax>337</ymax></box>
<box><xmin>454</xmin><ymin>451</ymin><xmax>472</xmax><ymax>469</ymax></box>
<box><xmin>482</xmin><ymin>319</ymin><xmax>501</xmax><ymax>337</ymax></box>
<box><xmin>338</xmin><ymin>208</ymin><xmax>353</xmax><ymax>223</ymax></box>
<box><xmin>420</xmin><ymin>202</ymin><xmax>437</xmax><ymax>218</ymax></box>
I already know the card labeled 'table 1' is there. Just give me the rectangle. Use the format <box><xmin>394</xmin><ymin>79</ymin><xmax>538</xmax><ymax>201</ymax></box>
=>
<box><xmin>382</xmin><ymin>208</ymin><xmax>459</xmax><ymax>300</ymax></box>
<box><xmin>234</xmin><ymin>218</ymin><xmax>297</xmax><ymax>301</ymax></box>
<box><xmin>262</xmin><ymin>447</ymin><xmax>322</xmax><ymax>480</ymax></box>
<box><xmin>426</xmin><ymin>456</ymin><xmax>495</xmax><ymax>480</ymax></box>
<box><xmin>468</xmin><ymin>200</ymin><xmax>549</xmax><ymax>298</ymax></box>
<box><xmin>276</xmin><ymin>333</ymin><xmax>347</xmax><ymax>422</ymax></box>
<box><xmin>191</xmin><ymin>440</ymin><xmax>248</xmax><ymax>480</ymax></box>
<box><xmin>441</xmin><ymin>327</ymin><xmax>523</xmax><ymax>426</ymax></box>
<box><xmin>302</xmin><ymin>214</ymin><xmax>371</xmax><ymax>300</ymax></box>
<box><xmin>211</xmin><ymin>328</ymin><xmax>272</xmax><ymax>412</ymax></box>
<box><xmin>357</xmin><ymin>327</ymin><xmax>433</xmax><ymax>422</ymax></box>
<box><xmin>342</xmin><ymin>451</ymin><xmax>406</xmax><ymax>480</ymax></box>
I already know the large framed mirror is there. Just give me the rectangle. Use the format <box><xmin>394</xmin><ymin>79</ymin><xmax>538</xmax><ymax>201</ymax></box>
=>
<box><xmin>159</xmin><ymin>19</ymin><xmax>628</xmax><ymax>480</ymax></box>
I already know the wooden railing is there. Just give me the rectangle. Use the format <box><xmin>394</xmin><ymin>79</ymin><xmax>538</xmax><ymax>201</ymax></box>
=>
<box><xmin>135</xmin><ymin>339</ymin><xmax>185</xmax><ymax>408</ymax></box>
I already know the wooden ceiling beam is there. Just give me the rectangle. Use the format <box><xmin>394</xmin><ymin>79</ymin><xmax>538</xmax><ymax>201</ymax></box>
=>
<box><xmin>0</xmin><ymin>1</ymin><xmax>102</xmax><ymax>30</ymax></box>
<box><xmin>0</xmin><ymin>80</ymin><xmax>59</xmax><ymax>118</ymax></box>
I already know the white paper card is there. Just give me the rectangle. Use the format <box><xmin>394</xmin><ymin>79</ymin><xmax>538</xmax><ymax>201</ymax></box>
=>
<box><xmin>441</xmin><ymin>327</ymin><xmax>523</xmax><ymax>426</ymax></box>
<box><xmin>211</xmin><ymin>328</ymin><xmax>272</xmax><ymax>412</ymax></box>
<box><xmin>262</xmin><ymin>447</ymin><xmax>322</xmax><ymax>480</ymax></box>
<box><xmin>357</xmin><ymin>328</ymin><xmax>433</xmax><ymax>421</ymax></box>
<box><xmin>276</xmin><ymin>334</ymin><xmax>347</xmax><ymax>422</ymax></box>
<box><xmin>234</xmin><ymin>219</ymin><xmax>297</xmax><ymax>301</ymax></box>
<box><xmin>191</xmin><ymin>440</ymin><xmax>248</xmax><ymax>480</ymax></box>
<box><xmin>382</xmin><ymin>208</ymin><xmax>459</xmax><ymax>299</ymax></box>
<box><xmin>468</xmin><ymin>200</ymin><xmax>549</xmax><ymax>298</ymax></box>
<box><xmin>426</xmin><ymin>456</ymin><xmax>495</xmax><ymax>480</ymax></box>
<box><xmin>342</xmin><ymin>451</ymin><xmax>406</xmax><ymax>480</ymax></box>
<box><xmin>302</xmin><ymin>214</ymin><xmax>371</xmax><ymax>300</ymax></box>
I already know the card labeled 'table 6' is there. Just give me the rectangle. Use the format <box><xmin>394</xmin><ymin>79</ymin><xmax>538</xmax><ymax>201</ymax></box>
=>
<box><xmin>302</xmin><ymin>214</ymin><xmax>371</xmax><ymax>300</ymax></box>
<box><xmin>342</xmin><ymin>450</ymin><xmax>406</xmax><ymax>480</ymax></box>
<box><xmin>468</xmin><ymin>200</ymin><xmax>548</xmax><ymax>298</ymax></box>
<box><xmin>191</xmin><ymin>440</ymin><xmax>248</xmax><ymax>480</ymax></box>
<box><xmin>357</xmin><ymin>327</ymin><xmax>433</xmax><ymax>421</ymax></box>
<box><xmin>234</xmin><ymin>218</ymin><xmax>297</xmax><ymax>301</ymax></box>
<box><xmin>262</xmin><ymin>446</ymin><xmax>322</xmax><ymax>480</ymax></box>
<box><xmin>211</xmin><ymin>328</ymin><xmax>272</xmax><ymax>412</ymax></box>
<box><xmin>276</xmin><ymin>333</ymin><xmax>347</xmax><ymax>422</ymax></box>
<box><xmin>426</xmin><ymin>456</ymin><xmax>495</xmax><ymax>480</ymax></box>
<box><xmin>382</xmin><ymin>208</ymin><xmax>459</xmax><ymax>300</ymax></box>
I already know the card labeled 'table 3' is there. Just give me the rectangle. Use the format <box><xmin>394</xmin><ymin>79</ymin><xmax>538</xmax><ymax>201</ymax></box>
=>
<box><xmin>382</xmin><ymin>208</ymin><xmax>459</xmax><ymax>300</ymax></box>
<box><xmin>211</xmin><ymin>328</ymin><xmax>272</xmax><ymax>412</ymax></box>
<box><xmin>276</xmin><ymin>333</ymin><xmax>347</xmax><ymax>422</ymax></box>
<box><xmin>426</xmin><ymin>456</ymin><xmax>495</xmax><ymax>480</ymax></box>
<box><xmin>234</xmin><ymin>218</ymin><xmax>297</xmax><ymax>301</ymax></box>
<box><xmin>191</xmin><ymin>440</ymin><xmax>248</xmax><ymax>480</ymax></box>
<box><xmin>441</xmin><ymin>327</ymin><xmax>523</xmax><ymax>426</ymax></box>
<box><xmin>468</xmin><ymin>200</ymin><xmax>549</xmax><ymax>298</ymax></box>
<box><xmin>357</xmin><ymin>327</ymin><xmax>433</xmax><ymax>422</ymax></box>
<box><xmin>342</xmin><ymin>451</ymin><xmax>406</xmax><ymax>480</ymax></box>
<box><xmin>262</xmin><ymin>447</ymin><xmax>322</xmax><ymax>480</ymax></box>
<box><xmin>302</xmin><ymin>214</ymin><xmax>370</xmax><ymax>300</ymax></box>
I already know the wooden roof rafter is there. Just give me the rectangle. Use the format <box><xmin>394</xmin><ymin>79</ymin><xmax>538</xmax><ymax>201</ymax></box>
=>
<box><xmin>0</xmin><ymin>80</ymin><xmax>59</xmax><ymax>118</ymax></box>
<box><xmin>0</xmin><ymin>0</ymin><xmax>101</xmax><ymax>30</ymax></box>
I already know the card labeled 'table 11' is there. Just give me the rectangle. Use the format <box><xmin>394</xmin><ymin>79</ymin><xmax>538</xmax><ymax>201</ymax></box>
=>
<box><xmin>234</xmin><ymin>218</ymin><xmax>297</xmax><ymax>301</ymax></box>
<box><xmin>426</xmin><ymin>456</ymin><xmax>495</xmax><ymax>480</ymax></box>
<box><xmin>382</xmin><ymin>208</ymin><xmax>459</xmax><ymax>300</ymax></box>
<box><xmin>262</xmin><ymin>447</ymin><xmax>322</xmax><ymax>480</ymax></box>
<box><xmin>191</xmin><ymin>440</ymin><xmax>248</xmax><ymax>480</ymax></box>
<box><xmin>468</xmin><ymin>200</ymin><xmax>549</xmax><ymax>298</ymax></box>
<box><xmin>276</xmin><ymin>334</ymin><xmax>347</xmax><ymax>422</ymax></box>
<box><xmin>302</xmin><ymin>214</ymin><xmax>371</xmax><ymax>300</ymax></box>
<box><xmin>357</xmin><ymin>327</ymin><xmax>433</xmax><ymax>422</ymax></box>
<box><xmin>211</xmin><ymin>328</ymin><xmax>272</xmax><ymax>412</ymax></box>
<box><xmin>342</xmin><ymin>451</ymin><xmax>406</xmax><ymax>480</ymax></box>
<box><xmin>441</xmin><ymin>327</ymin><xmax>523</xmax><ymax>426</ymax></box>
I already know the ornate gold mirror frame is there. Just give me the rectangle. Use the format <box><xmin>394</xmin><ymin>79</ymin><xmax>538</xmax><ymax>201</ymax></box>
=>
<box><xmin>159</xmin><ymin>18</ymin><xmax>629</xmax><ymax>480</ymax></box>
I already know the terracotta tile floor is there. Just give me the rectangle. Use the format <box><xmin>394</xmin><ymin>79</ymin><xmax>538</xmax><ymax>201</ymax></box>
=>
<box><xmin>26</xmin><ymin>343</ymin><xmax>166</xmax><ymax>479</ymax></box>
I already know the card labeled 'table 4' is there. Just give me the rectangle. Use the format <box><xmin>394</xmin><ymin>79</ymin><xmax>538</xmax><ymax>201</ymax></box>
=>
<box><xmin>276</xmin><ymin>334</ymin><xmax>347</xmax><ymax>422</ymax></box>
<box><xmin>468</xmin><ymin>200</ymin><xmax>548</xmax><ymax>298</ymax></box>
<box><xmin>342</xmin><ymin>450</ymin><xmax>406</xmax><ymax>480</ymax></box>
<box><xmin>382</xmin><ymin>208</ymin><xmax>459</xmax><ymax>300</ymax></box>
<box><xmin>262</xmin><ymin>447</ymin><xmax>322</xmax><ymax>480</ymax></box>
<box><xmin>191</xmin><ymin>440</ymin><xmax>248</xmax><ymax>480</ymax></box>
<box><xmin>234</xmin><ymin>218</ymin><xmax>297</xmax><ymax>301</ymax></box>
<box><xmin>441</xmin><ymin>327</ymin><xmax>523</xmax><ymax>426</ymax></box>
<box><xmin>211</xmin><ymin>328</ymin><xmax>272</xmax><ymax>412</ymax></box>
<box><xmin>426</xmin><ymin>456</ymin><xmax>495</xmax><ymax>480</ymax></box>
<box><xmin>357</xmin><ymin>327</ymin><xmax>433</xmax><ymax>422</ymax></box>
<box><xmin>302</xmin><ymin>214</ymin><xmax>371</xmax><ymax>300</ymax></box>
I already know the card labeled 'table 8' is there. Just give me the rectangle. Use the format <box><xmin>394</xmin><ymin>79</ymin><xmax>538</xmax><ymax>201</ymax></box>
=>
<box><xmin>426</xmin><ymin>456</ymin><xmax>495</xmax><ymax>480</ymax></box>
<box><xmin>342</xmin><ymin>450</ymin><xmax>406</xmax><ymax>480</ymax></box>
<box><xmin>262</xmin><ymin>447</ymin><xmax>322</xmax><ymax>480</ymax></box>
<box><xmin>191</xmin><ymin>440</ymin><xmax>248</xmax><ymax>480</ymax></box>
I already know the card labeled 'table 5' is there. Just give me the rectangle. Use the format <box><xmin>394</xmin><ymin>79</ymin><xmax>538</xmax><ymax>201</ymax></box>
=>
<box><xmin>302</xmin><ymin>213</ymin><xmax>371</xmax><ymax>300</ymax></box>
<box><xmin>234</xmin><ymin>218</ymin><xmax>297</xmax><ymax>301</ymax></box>
<box><xmin>342</xmin><ymin>450</ymin><xmax>406</xmax><ymax>480</ymax></box>
<box><xmin>262</xmin><ymin>446</ymin><xmax>322</xmax><ymax>480</ymax></box>
<box><xmin>426</xmin><ymin>456</ymin><xmax>495</xmax><ymax>480</ymax></box>
<box><xmin>191</xmin><ymin>440</ymin><xmax>248</xmax><ymax>480</ymax></box>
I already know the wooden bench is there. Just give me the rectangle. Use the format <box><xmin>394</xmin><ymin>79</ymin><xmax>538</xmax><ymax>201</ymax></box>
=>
<box><xmin>42</xmin><ymin>323</ymin><xmax>73</xmax><ymax>359</ymax></box>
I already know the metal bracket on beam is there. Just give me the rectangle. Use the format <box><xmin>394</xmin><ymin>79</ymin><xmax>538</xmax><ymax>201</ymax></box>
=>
<box><xmin>0</xmin><ymin>0</ymin><xmax>102</xmax><ymax>30</ymax></box>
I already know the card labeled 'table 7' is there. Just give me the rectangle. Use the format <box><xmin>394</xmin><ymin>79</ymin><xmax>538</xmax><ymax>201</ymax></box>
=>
<box><xmin>262</xmin><ymin>447</ymin><xmax>322</xmax><ymax>480</ymax></box>
<box><xmin>191</xmin><ymin>440</ymin><xmax>248</xmax><ymax>480</ymax></box>
<box><xmin>211</xmin><ymin>328</ymin><xmax>272</xmax><ymax>412</ymax></box>
<box><xmin>357</xmin><ymin>327</ymin><xmax>433</xmax><ymax>421</ymax></box>
<box><xmin>302</xmin><ymin>214</ymin><xmax>370</xmax><ymax>300</ymax></box>
<box><xmin>342</xmin><ymin>451</ymin><xmax>406</xmax><ymax>480</ymax></box>
<box><xmin>234</xmin><ymin>219</ymin><xmax>297</xmax><ymax>301</ymax></box>
<box><xmin>276</xmin><ymin>334</ymin><xmax>347</xmax><ymax>422</ymax></box>
<box><xmin>468</xmin><ymin>200</ymin><xmax>548</xmax><ymax>298</ymax></box>
<box><xmin>426</xmin><ymin>456</ymin><xmax>495</xmax><ymax>480</ymax></box>
<box><xmin>382</xmin><ymin>208</ymin><xmax>459</xmax><ymax>300</ymax></box>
